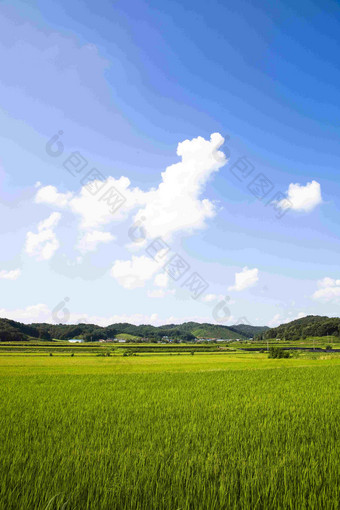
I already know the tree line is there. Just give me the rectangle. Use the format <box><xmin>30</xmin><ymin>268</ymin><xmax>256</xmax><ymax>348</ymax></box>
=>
<box><xmin>256</xmin><ymin>315</ymin><xmax>340</xmax><ymax>341</ymax></box>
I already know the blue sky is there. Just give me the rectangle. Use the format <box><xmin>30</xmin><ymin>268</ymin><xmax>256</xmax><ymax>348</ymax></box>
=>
<box><xmin>0</xmin><ymin>0</ymin><xmax>339</xmax><ymax>327</ymax></box>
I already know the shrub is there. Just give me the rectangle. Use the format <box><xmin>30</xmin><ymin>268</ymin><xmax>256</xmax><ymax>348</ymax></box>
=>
<box><xmin>268</xmin><ymin>347</ymin><xmax>290</xmax><ymax>359</ymax></box>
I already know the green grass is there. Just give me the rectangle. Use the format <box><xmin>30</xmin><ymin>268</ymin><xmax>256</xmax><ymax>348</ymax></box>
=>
<box><xmin>191</xmin><ymin>326</ymin><xmax>247</xmax><ymax>340</ymax></box>
<box><xmin>115</xmin><ymin>333</ymin><xmax>141</xmax><ymax>341</ymax></box>
<box><xmin>242</xmin><ymin>336</ymin><xmax>340</xmax><ymax>349</ymax></box>
<box><xmin>1</xmin><ymin>353</ymin><xmax>340</xmax><ymax>509</ymax></box>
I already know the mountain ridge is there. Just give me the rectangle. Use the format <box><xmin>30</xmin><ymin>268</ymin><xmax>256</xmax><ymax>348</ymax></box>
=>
<box><xmin>256</xmin><ymin>315</ymin><xmax>340</xmax><ymax>341</ymax></box>
<box><xmin>0</xmin><ymin>317</ymin><xmax>268</xmax><ymax>342</ymax></box>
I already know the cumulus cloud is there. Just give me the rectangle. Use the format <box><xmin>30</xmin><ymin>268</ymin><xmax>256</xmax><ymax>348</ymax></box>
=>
<box><xmin>69</xmin><ymin>176</ymin><xmax>143</xmax><ymax>229</ymax></box>
<box><xmin>312</xmin><ymin>277</ymin><xmax>340</xmax><ymax>303</ymax></box>
<box><xmin>77</xmin><ymin>230</ymin><xmax>115</xmax><ymax>254</ymax></box>
<box><xmin>0</xmin><ymin>269</ymin><xmax>21</xmax><ymax>280</ymax></box>
<box><xmin>0</xmin><ymin>303</ymin><xmax>51</xmax><ymax>322</ymax></box>
<box><xmin>35</xmin><ymin>133</ymin><xmax>227</xmax><ymax>241</ymax></box>
<box><xmin>110</xmin><ymin>255</ymin><xmax>159</xmax><ymax>289</ymax></box>
<box><xmin>32</xmin><ymin>133</ymin><xmax>227</xmax><ymax>286</ymax></box>
<box><xmin>147</xmin><ymin>272</ymin><xmax>176</xmax><ymax>298</ymax></box>
<box><xmin>147</xmin><ymin>289</ymin><xmax>169</xmax><ymax>298</ymax></box>
<box><xmin>25</xmin><ymin>212</ymin><xmax>61</xmax><ymax>260</ymax></box>
<box><xmin>0</xmin><ymin>303</ymin><xmax>220</xmax><ymax>327</ymax></box>
<box><xmin>278</xmin><ymin>180</ymin><xmax>322</xmax><ymax>212</ymax></box>
<box><xmin>35</xmin><ymin>185</ymin><xmax>73</xmax><ymax>208</ymax></box>
<box><xmin>201</xmin><ymin>293</ymin><xmax>225</xmax><ymax>303</ymax></box>
<box><xmin>0</xmin><ymin>303</ymin><xmax>160</xmax><ymax>326</ymax></box>
<box><xmin>131</xmin><ymin>132</ymin><xmax>226</xmax><ymax>240</ymax></box>
<box><xmin>153</xmin><ymin>272</ymin><xmax>169</xmax><ymax>288</ymax></box>
<box><xmin>267</xmin><ymin>312</ymin><xmax>307</xmax><ymax>328</ymax></box>
<box><xmin>267</xmin><ymin>313</ymin><xmax>282</xmax><ymax>328</ymax></box>
<box><xmin>228</xmin><ymin>267</ymin><xmax>259</xmax><ymax>292</ymax></box>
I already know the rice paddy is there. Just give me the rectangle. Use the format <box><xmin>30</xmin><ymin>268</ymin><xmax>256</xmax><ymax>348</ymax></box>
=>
<box><xmin>1</xmin><ymin>351</ymin><xmax>339</xmax><ymax>509</ymax></box>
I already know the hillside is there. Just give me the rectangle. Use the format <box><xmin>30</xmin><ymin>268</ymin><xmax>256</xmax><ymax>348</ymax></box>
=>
<box><xmin>257</xmin><ymin>315</ymin><xmax>340</xmax><ymax>341</ymax></box>
<box><xmin>228</xmin><ymin>324</ymin><xmax>269</xmax><ymax>338</ymax></box>
<box><xmin>0</xmin><ymin>318</ymin><xmax>45</xmax><ymax>342</ymax></box>
<box><xmin>167</xmin><ymin>322</ymin><xmax>268</xmax><ymax>340</ymax></box>
<box><xmin>0</xmin><ymin>317</ymin><xmax>267</xmax><ymax>342</ymax></box>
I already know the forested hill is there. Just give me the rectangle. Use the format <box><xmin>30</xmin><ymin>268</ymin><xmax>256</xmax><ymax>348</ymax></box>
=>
<box><xmin>257</xmin><ymin>315</ymin><xmax>340</xmax><ymax>341</ymax></box>
<box><xmin>0</xmin><ymin>318</ymin><xmax>268</xmax><ymax>342</ymax></box>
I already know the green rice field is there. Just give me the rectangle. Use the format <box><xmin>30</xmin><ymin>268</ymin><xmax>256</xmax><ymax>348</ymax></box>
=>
<box><xmin>1</xmin><ymin>350</ymin><xmax>339</xmax><ymax>509</ymax></box>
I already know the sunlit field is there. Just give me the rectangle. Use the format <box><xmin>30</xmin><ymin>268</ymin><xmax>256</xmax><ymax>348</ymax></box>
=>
<box><xmin>1</xmin><ymin>351</ymin><xmax>340</xmax><ymax>509</ymax></box>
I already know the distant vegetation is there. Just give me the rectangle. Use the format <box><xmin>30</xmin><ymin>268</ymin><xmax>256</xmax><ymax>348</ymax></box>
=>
<box><xmin>3</xmin><ymin>315</ymin><xmax>340</xmax><ymax>343</ymax></box>
<box><xmin>268</xmin><ymin>347</ymin><xmax>290</xmax><ymax>359</ymax></box>
<box><xmin>257</xmin><ymin>315</ymin><xmax>340</xmax><ymax>341</ymax></box>
<box><xmin>0</xmin><ymin>317</ymin><xmax>268</xmax><ymax>342</ymax></box>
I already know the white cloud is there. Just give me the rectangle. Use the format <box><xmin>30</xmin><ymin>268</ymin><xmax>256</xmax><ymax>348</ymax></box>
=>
<box><xmin>35</xmin><ymin>185</ymin><xmax>72</xmax><ymax>208</ymax></box>
<box><xmin>147</xmin><ymin>289</ymin><xmax>167</xmax><ymax>298</ymax></box>
<box><xmin>278</xmin><ymin>180</ymin><xmax>322</xmax><ymax>212</ymax></box>
<box><xmin>31</xmin><ymin>133</ymin><xmax>227</xmax><ymax>286</ymax></box>
<box><xmin>25</xmin><ymin>212</ymin><xmax>61</xmax><ymax>261</ymax></box>
<box><xmin>0</xmin><ymin>303</ymin><xmax>238</xmax><ymax>327</ymax></box>
<box><xmin>228</xmin><ymin>267</ymin><xmax>259</xmax><ymax>292</ymax></box>
<box><xmin>77</xmin><ymin>230</ymin><xmax>115</xmax><ymax>254</ymax></box>
<box><xmin>68</xmin><ymin>176</ymin><xmax>143</xmax><ymax>229</ymax></box>
<box><xmin>148</xmin><ymin>273</ymin><xmax>175</xmax><ymax>298</ymax></box>
<box><xmin>37</xmin><ymin>212</ymin><xmax>61</xmax><ymax>231</ymax></box>
<box><xmin>0</xmin><ymin>303</ymin><xmax>51</xmax><ymax>322</ymax></box>
<box><xmin>110</xmin><ymin>255</ymin><xmax>159</xmax><ymax>289</ymax></box>
<box><xmin>268</xmin><ymin>313</ymin><xmax>281</xmax><ymax>328</ymax></box>
<box><xmin>35</xmin><ymin>133</ymin><xmax>227</xmax><ymax>241</ymax></box>
<box><xmin>317</xmin><ymin>277</ymin><xmax>340</xmax><ymax>288</ymax></box>
<box><xmin>293</xmin><ymin>312</ymin><xmax>307</xmax><ymax>321</ymax></box>
<box><xmin>0</xmin><ymin>303</ymin><xmax>160</xmax><ymax>326</ymax></box>
<box><xmin>312</xmin><ymin>277</ymin><xmax>340</xmax><ymax>303</ymax></box>
<box><xmin>201</xmin><ymin>293</ymin><xmax>226</xmax><ymax>303</ymax></box>
<box><xmin>132</xmin><ymin>132</ymin><xmax>226</xmax><ymax>240</ymax></box>
<box><xmin>0</xmin><ymin>269</ymin><xmax>21</xmax><ymax>280</ymax></box>
<box><xmin>268</xmin><ymin>311</ymin><xmax>307</xmax><ymax>328</ymax></box>
<box><xmin>154</xmin><ymin>272</ymin><xmax>169</xmax><ymax>288</ymax></box>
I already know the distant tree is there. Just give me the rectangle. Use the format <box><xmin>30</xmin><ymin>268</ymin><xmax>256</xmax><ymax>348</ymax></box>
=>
<box><xmin>268</xmin><ymin>347</ymin><xmax>290</xmax><ymax>359</ymax></box>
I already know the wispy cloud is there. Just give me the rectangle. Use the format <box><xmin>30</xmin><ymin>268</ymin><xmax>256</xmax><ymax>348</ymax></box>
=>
<box><xmin>0</xmin><ymin>269</ymin><xmax>21</xmax><ymax>280</ymax></box>
<box><xmin>25</xmin><ymin>212</ymin><xmax>61</xmax><ymax>261</ymax></box>
<box><xmin>312</xmin><ymin>277</ymin><xmax>340</xmax><ymax>303</ymax></box>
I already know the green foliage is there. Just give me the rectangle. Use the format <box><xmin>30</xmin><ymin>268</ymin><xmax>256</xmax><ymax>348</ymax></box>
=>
<box><xmin>123</xmin><ymin>351</ymin><xmax>137</xmax><ymax>357</ymax></box>
<box><xmin>268</xmin><ymin>347</ymin><xmax>290</xmax><ymax>359</ymax></box>
<box><xmin>0</xmin><ymin>318</ymin><xmax>267</xmax><ymax>343</ymax></box>
<box><xmin>1</xmin><ymin>361</ymin><xmax>340</xmax><ymax>508</ymax></box>
<box><xmin>260</xmin><ymin>315</ymin><xmax>340</xmax><ymax>342</ymax></box>
<box><xmin>115</xmin><ymin>333</ymin><xmax>140</xmax><ymax>341</ymax></box>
